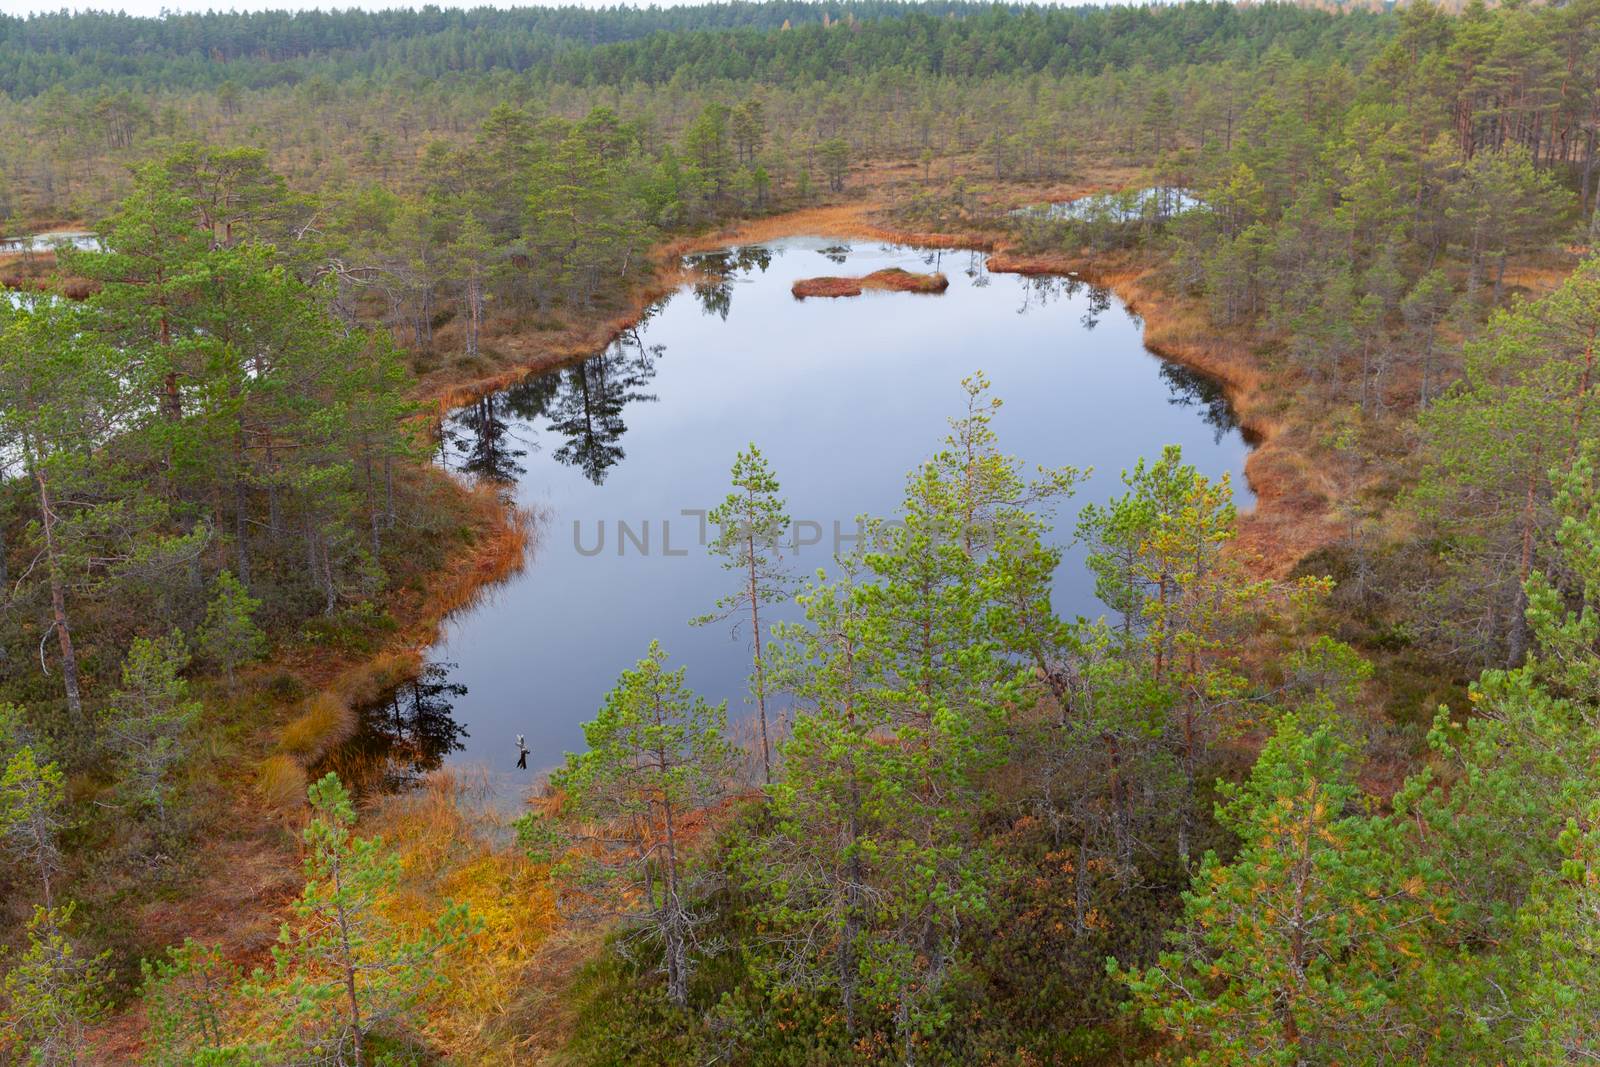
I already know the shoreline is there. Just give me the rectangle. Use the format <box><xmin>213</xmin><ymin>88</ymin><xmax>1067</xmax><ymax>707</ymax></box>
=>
<box><xmin>87</xmin><ymin>187</ymin><xmax>1334</xmax><ymax>1062</ymax></box>
<box><xmin>439</xmin><ymin>196</ymin><xmax>1333</xmax><ymax>576</ymax></box>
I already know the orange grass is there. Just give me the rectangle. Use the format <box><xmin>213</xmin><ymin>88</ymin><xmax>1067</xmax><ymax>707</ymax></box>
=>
<box><xmin>96</xmin><ymin>164</ymin><xmax>1378</xmax><ymax>1062</ymax></box>
<box><xmin>791</xmin><ymin>267</ymin><xmax>949</xmax><ymax>298</ymax></box>
<box><xmin>681</xmin><ymin>192</ymin><xmax>1342</xmax><ymax>576</ymax></box>
<box><xmin>367</xmin><ymin>770</ymin><xmax>564</xmax><ymax>1065</ymax></box>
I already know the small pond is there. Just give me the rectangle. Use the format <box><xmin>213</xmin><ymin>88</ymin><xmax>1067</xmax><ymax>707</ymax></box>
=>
<box><xmin>0</xmin><ymin>230</ymin><xmax>100</xmax><ymax>254</ymax></box>
<box><xmin>359</xmin><ymin>236</ymin><xmax>1254</xmax><ymax>795</ymax></box>
<box><xmin>1017</xmin><ymin>187</ymin><xmax>1201</xmax><ymax>223</ymax></box>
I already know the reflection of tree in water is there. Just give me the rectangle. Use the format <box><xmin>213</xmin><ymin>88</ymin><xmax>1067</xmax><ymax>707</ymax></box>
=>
<box><xmin>440</xmin><ymin>372</ymin><xmax>561</xmax><ymax>483</ymax></box>
<box><xmin>439</xmin><ymin>312</ymin><xmax>664</xmax><ymax>487</ymax></box>
<box><xmin>338</xmin><ymin>662</ymin><xmax>469</xmax><ymax>792</ymax></box>
<box><xmin>965</xmin><ymin>249</ymin><xmax>990</xmax><ymax>287</ymax></box>
<box><xmin>684</xmin><ymin>245</ymin><xmax>774</xmax><ymax>320</ymax></box>
<box><xmin>817</xmin><ymin>244</ymin><xmax>851</xmax><ymax>264</ymax></box>
<box><xmin>1160</xmin><ymin>361</ymin><xmax>1242</xmax><ymax>443</ymax></box>
<box><xmin>548</xmin><ymin>327</ymin><xmax>662</xmax><ymax>484</ymax></box>
<box><xmin>1079</xmin><ymin>284</ymin><xmax>1112</xmax><ymax>330</ymax></box>
<box><xmin>1012</xmin><ymin>275</ymin><xmax>1112</xmax><ymax>327</ymax></box>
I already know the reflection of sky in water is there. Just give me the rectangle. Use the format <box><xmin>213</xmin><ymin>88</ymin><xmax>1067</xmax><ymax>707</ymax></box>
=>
<box><xmin>390</xmin><ymin>237</ymin><xmax>1253</xmax><ymax>796</ymax></box>
<box><xmin>1015</xmin><ymin>187</ymin><xmax>1201</xmax><ymax>222</ymax></box>
<box><xmin>0</xmin><ymin>231</ymin><xmax>100</xmax><ymax>254</ymax></box>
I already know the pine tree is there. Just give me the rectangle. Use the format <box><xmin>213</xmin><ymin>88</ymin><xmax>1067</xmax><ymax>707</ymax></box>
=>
<box><xmin>197</xmin><ymin>570</ymin><xmax>264</xmax><ymax>689</ymax></box>
<box><xmin>249</xmin><ymin>773</ymin><xmax>471</xmax><ymax>1067</ymax></box>
<box><xmin>0</xmin><ymin>904</ymin><xmax>109</xmax><ymax>1067</ymax></box>
<box><xmin>1413</xmin><ymin>259</ymin><xmax>1600</xmax><ymax>668</ymax></box>
<box><xmin>848</xmin><ymin>374</ymin><xmax>1073</xmax><ymax>1059</ymax></box>
<box><xmin>105</xmin><ymin>631</ymin><xmax>202</xmax><ymax>833</ymax></box>
<box><xmin>744</xmin><ymin>564</ymin><xmax>880</xmax><ymax>1035</ymax></box>
<box><xmin>1114</xmin><ymin>717</ymin><xmax>1440</xmax><ymax>1065</ymax></box>
<box><xmin>1078</xmin><ymin>445</ymin><xmax>1266</xmax><ymax>867</ymax></box>
<box><xmin>696</xmin><ymin>444</ymin><xmax>792</xmax><ymax>784</ymax></box>
<box><xmin>0</xmin><ymin>301</ymin><xmax>132</xmax><ymax>722</ymax></box>
<box><xmin>0</xmin><ymin>704</ymin><xmax>66</xmax><ymax>907</ymax></box>
<box><xmin>138</xmin><ymin>939</ymin><xmax>240</xmax><ymax>1067</ymax></box>
<box><xmin>542</xmin><ymin>641</ymin><xmax>738</xmax><ymax>1007</ymax></box>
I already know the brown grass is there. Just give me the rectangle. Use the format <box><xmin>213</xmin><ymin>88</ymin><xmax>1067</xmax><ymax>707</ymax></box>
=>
<box><xmin>791</xmin><ymin>275</ymin><xmax>865</xmax><ymax>298</ymax></box>
<box><xmin>87</xmin><ymin>159</ymin><xmax>1358</xmax><ymax>1062</ymax></box>
<box><xmin>278</xmin><ymin>692</ymin><xmax>356</xmax><ymax>763</ymax></box>
<box><xmin>791</xmin><ymin>267</ymin><xmax>949</xmax><ymax>299</ymax></box>
<box><xmin>256</xmin><ymin>753</ymin><xmax>309</xmax><ymax>812</ymax></box>
<box><xmin>366</xmin><ymin>770</ymin><xmax>567</xmax><ymax>1064</ymax></box>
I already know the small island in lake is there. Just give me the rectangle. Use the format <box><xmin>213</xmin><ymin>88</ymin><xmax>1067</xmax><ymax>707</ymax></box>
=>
<box><xmin>791</xmin><ymin>267</ymin><xmax>949</xmax><ymax>299</ymax></box>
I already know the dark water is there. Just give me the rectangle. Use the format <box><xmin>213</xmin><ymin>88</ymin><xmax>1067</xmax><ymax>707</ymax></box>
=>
<box><xmin>362</xmin><ymin>237</ymin><xmax>1253</xmax><ymax>795</ymax></box>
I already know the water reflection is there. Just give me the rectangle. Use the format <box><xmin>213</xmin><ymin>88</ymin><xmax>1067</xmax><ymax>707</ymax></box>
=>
<box><xmin>684</xmin><ymin>247</ymin><xmax>773</xmax><ymax>320</ymax></box>
<box><xmin>442</xmin><ymin>374</ymin><xmax>559</xmax><ymax>483</ymax></box>
<box><xmin>547</xmin><ymin>331</ymin><xmax>662</xmax><ymax>484</ymax></box>
<box><xmin>441</xmin><ymin>328</ymin><xmax>662</xmax><ymax>486</ymax></box>
<box><xmin>1020</xmin><ymin>187</ymin><xmax>1201</xmax><ymax>223</ymax></box>
<box><xmin>1160</xmin><ymin>361</ymin><xmax>1243</xmax><ymax>443</ymax></box>
<box><xmin>0</xmin><ymin>230</ymin><xmax>100</xmax><ymax>254</ymax></box>
<box><xmin>1012</xmin><ymin>274</ymin><xmax>1112</xmax><ymax>328</ymax></box>
<box><xmin>407</xmin><ymin>236</ymin><xmax>1253</xmax><ymax>800</ymax></box>
<box><xmin>338</xmin><ymin>662</ymin><xmax>469</xmax><ymax>792</ymax></box>
<box><xmin>695</xmin><ymin>275</ymin><xmax>734</xmax><ymax>320</ymax></box>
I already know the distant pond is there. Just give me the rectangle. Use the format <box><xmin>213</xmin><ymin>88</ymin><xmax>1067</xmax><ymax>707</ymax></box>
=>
<box><xmin>0</xmin><ymin>230</ymin><xmax>100</xmax><ymax>254</ymax></box>
<box><xmin>354</xmin><ymin>236</ymin><xmax>1254</xmax><ymax>796</ymax></box>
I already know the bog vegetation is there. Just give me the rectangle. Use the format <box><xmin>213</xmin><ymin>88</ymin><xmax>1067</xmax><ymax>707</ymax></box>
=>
<box><xmin>3</xmin><ymin>0</ymin><xmax>1600</xmax><ymax>1063</ymax></box>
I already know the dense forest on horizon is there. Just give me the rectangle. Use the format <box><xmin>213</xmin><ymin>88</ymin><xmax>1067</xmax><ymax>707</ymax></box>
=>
<box><xmin>4</xmin><ymin>0</ymin><xmax>1600</xmax><ymax>1064</ymax></box>
<box><xmin>0</xmin><ymin>1</ymin><xmax>1391</xmax><ymax>94</ymax></box>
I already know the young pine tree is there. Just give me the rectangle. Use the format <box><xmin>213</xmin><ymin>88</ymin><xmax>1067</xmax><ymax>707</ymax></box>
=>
<box><xmin>105</xmin><ymin>631</ymin><xmax>202</xmax><ymax>834</ymax></box>
<box><xmin>846</xmin><ymin>374</ymin><xmax>1074</xmax><ymax>1060</ymax></box>
<box><xmin>1078</xmin><ymin>445</ymin><xmax>1266</xmax><ymax>867</ymax></box>
<box><xmin>0</xmin><ymin>708</ymin><xmax>107</xmax><ymax>1066</ymax></box>
<box><xmin>746</xmin><ymin>564</ymin><xmax>880</xmax><ymax>1036</ymax></box>
<box><xmin>197</xmin><ymin>570</ymin><xmax>264</xmax><ymax>689</ymax></box>
<box><xmin>0</xmin><ymin>903</ymin><xmax>110</xmax><ymax>1067</ymax></box>
<box><xmin>0</xmin><ymin>704</ymin><xmax>67</xmax><ymax>907</ymax></box>
<box><xmin>250</xmin><ymin>773</ymin><xmax>472</xmax><ymax>1067</ymax></box>
<box><xmin>543</xmin><ymin>641</ymin><xmax>738</xmax><ymax>1007</ymax></box>
<box><xmin>696</xmin><ymin>444</ymin><xmax>792</xmax><ymax>784</ymax></box>
<box><xmin>138</xmin><ymin>939</ymin><xmax>240</xmax><ymax>1067</ymax></box>
<box><xmin>1113</xmin><ymin>717</ymin><xmax>1440</xmax><ymax>1065</ymax></box>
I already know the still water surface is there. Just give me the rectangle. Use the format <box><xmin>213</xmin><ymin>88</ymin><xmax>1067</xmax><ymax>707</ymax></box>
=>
<box><xmin>360</xmin><ymin>237</ymin><xmax>1254</xmax><ymax>794</ymax></box>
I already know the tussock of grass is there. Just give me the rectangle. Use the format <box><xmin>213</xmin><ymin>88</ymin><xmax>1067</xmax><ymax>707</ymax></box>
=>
<box><xmin>279</xmin><ymin>693</ymin><xmax>356</xmax><ymax>762</ymax></box>
<box><xmin>332</xmin><ymin>650</ymin><xmax>421</xmax><ymax>708</ymax></box>
<box><xmin>257</xmin><ymin>753</ymin><xmax>308</xmax><ymax>813</ymax></box>
<box><xmin>790</xmin><ymin>274</ymin><xmax>863</xmax><ymax>297</ymax></box>
<box><xmin>863</xmin><ymin>266</ymin><xmax>950</xmax><ymax>292</ymax></box>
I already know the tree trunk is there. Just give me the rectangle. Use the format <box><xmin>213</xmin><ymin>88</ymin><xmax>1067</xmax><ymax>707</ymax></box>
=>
<box><xmin>331</xmin><ymin>855</ymin><xmax>366</xmax><ymax>1067</ymax></box>
<box><xmin>233</xmin><ymin>473</ymin><xmax>251</xmax><ymax>589</ymax></box>
<box><xmin>660</xmin><ymin>792</ymin><xmax>689</xmax><ymax>1007</ymax></box>
<box><xmin>747</xmin><ymin>531</ymin><xmax>771</xmax><ymax>784</ymax></box>
<box><xmin>33</xmin><ymin>464</ymin><xmax>83</xmax><ymax>719</ymax></box>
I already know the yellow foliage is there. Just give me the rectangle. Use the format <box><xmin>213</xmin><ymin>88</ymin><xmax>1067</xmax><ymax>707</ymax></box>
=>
<box><xmin>369</xmin><ymin>772</ymin><xmax>562</xmax><ymax>1065</ymax></box>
